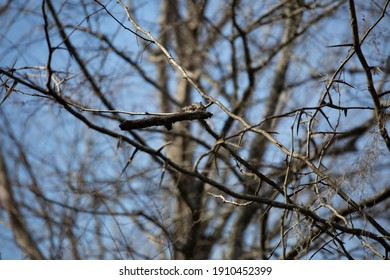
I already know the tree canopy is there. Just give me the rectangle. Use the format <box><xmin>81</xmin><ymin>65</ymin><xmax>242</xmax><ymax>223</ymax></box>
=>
<box><xmin>0</xmin><ymin>0</ymin><xmax>389</xmax><ymax>260</ymax></box>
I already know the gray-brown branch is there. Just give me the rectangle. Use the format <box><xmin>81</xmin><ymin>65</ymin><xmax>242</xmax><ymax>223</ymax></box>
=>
<box><xmin>119</xmin><ymin>111</ymin><xmax>212</xmax><ymax>131</ymax></box>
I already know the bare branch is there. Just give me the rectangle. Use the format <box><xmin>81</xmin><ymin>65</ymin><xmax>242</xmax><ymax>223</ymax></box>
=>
<box><xmin>348</xmin><ymin>0</ymin><xmax>390</xmax><ymax>151</ymax></box>
<box><xmin>119</xmin><ymin>110</ymin><xmax>212</xmax><ymax>131</ymax></box>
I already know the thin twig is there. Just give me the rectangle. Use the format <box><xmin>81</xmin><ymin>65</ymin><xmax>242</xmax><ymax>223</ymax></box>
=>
<box><xmin>208</xmin><ymin>192</ymin><xmax>253</xmax><ymax>207</ymax></box>
<box><xmin>94</xmin><ymin>0</ymin><xmax>154</xmax><ymax>44</ymax></box>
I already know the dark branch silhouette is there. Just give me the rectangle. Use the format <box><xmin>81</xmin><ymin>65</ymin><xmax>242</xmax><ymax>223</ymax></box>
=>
<box><xmin>119</xmin><ymin>110</ymin><xmax>212</xmax><ymax>131</ymax></box>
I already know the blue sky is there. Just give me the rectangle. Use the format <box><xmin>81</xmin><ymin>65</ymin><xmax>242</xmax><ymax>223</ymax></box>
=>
<box><xmin>1</xmin><ymin>0</ymin><xmax>390</xmax><ymax>259</ymax></box>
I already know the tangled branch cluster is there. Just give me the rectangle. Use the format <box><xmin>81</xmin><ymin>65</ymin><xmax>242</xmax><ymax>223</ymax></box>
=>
<box><xmin>0</xmin><ymin>0</ymin><xmax>389</xmax><ymax>260</ymax></box>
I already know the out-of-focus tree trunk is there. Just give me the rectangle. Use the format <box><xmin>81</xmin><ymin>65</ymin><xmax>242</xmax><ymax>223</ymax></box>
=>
<box><xmin>0</xmin><ymin>149</ymin><xmax>44</xmax><ymax>260</ymax></box>
<box><xmin>159</xmin><ymin>0</ymin><xmax>205</xmax><ymax>259</ymax></box>
<box><xmin>227</xmin><ymin>2</ymin><xmax>302</xmax><ymax>259</ymax></box>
